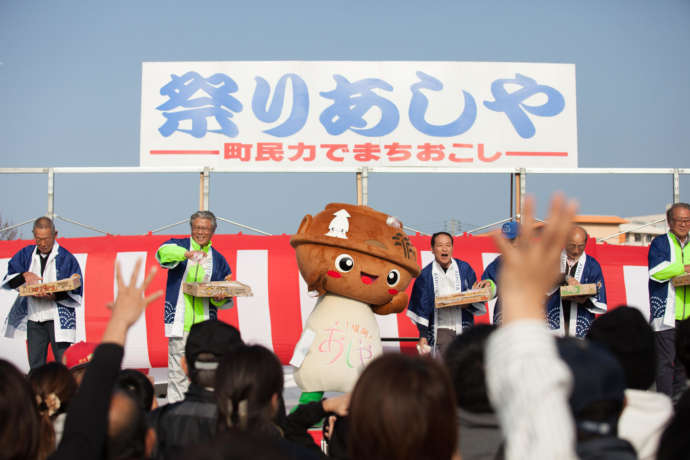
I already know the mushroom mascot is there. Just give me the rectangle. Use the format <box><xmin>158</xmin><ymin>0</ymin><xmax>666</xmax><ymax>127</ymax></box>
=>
<box><xmin>289</xmin><ymin>203</ymin><xmax>421</xmax><ymax>405</ymax></box>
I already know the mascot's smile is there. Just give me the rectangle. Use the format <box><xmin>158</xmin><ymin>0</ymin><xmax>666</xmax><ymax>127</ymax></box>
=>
<box><xmin>360</xmin><ymin>271</ymin><xmax>379</xmax><ymax>285</ymax></box>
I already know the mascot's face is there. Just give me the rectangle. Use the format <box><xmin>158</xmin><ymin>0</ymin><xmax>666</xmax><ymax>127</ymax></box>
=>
<box><xmin>296</xmin><ymin>243</ymin><xmax>414</xmax><ymax>306</ymax></box>
<box><xmin>291</xmin><ymin>203</ymin><xmax>421</xmax><ymax>314</ymax></box>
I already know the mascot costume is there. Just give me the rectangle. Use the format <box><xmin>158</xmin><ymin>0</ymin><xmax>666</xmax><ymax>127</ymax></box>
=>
<box><xmin>289</xmin><ymin>203</ymin><xmax>420</xmax><ymax>405</ymax></box>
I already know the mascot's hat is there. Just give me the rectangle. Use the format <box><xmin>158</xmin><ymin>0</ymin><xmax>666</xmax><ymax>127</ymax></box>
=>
<box><xmin>290</xmin><ymin>203</ymin><xmax>421</xmax><ymax>277</ymax></box>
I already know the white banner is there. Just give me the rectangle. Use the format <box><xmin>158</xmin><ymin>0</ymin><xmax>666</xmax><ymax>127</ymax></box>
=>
<box><xmin>140</xmin><ymin>61</ymin><xmax>577</xmax><ymax>170</ymax></box>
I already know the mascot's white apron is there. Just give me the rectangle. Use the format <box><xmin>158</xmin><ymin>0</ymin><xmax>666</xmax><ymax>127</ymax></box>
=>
<box><xmin>291</xmin><ymin>293</ymin><xmax>382</xmax><ymax>392</ymax></box>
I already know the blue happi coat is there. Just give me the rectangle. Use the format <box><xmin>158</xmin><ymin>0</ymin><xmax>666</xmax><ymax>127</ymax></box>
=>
<box><xmin>481</xmin><ymin>256</ymin><xmax>503</xmax><ymax>325</ymax></box>
<box><xmin>406</xmin><ymin>258</ymin><xmax>485</xmax><ymax>345</ymax></box>
<box><xmin>2</xmin><ymin>243</ymin><xmax>83</xmax><ymax>342</ymax></box>
<box><xmin>157</xmin><ymin>237</ymin><xmax>231</xmax><ymax>337</ymax></box>
<box><xmin>648</xmin><ymin>232</ymin><xmax>690</xmax><ymax>331</ymax></box>
<box><xmin>546</xmin><ymin>252</ymin><xmax>607</xmax><ymax>338</ymax></box>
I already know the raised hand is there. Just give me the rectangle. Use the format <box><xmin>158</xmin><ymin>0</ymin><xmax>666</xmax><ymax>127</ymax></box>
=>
<box><xmin>492</xmin><ymin>194</ymin><xmax>577</xmax><ymax>324</ymax></box>
<box><xmin>102</xmin><ymin>259</ymin><xmax>163</xmax><ymax>345</ymax></box>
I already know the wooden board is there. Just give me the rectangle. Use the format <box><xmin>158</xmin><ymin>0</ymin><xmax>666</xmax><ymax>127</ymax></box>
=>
<box><xmin>560</xmin><ymin>283</ymin><xmax>598</xmax><ymax>297</ymax></box>
<box><xmin>19</xmin><ymin>274</ymin><xmax>82</xmax><ymax>297</ymax></box>
<box><xmin>435</xmin><ymin>288</ymin><xmax>491</xmax><ymax>309</ymax></box>
<box><xmin>183</xmin><ymin>280</ymin><xmax>253</xmax><ymax>298</ymax></box>
<box><xmin>672</xmin><ymin>273</ymin><xmax>690</xmax><ymax>287</ymax></box>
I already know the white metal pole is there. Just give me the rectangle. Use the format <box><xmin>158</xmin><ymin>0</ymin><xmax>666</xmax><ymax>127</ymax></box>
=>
<box><xmin>519</xmin><ymin>167</ymin><xmax>526</xmax><ymax>222</ymax></box>
<box><xmin>362</xmin><ymin>167</ymin><xmax>369</xmax><ymax>206</ymax></box>
<box><xmin>47</xmin><ymin>168</ymin><xmax>55</xmax><ymax>220</ymax></box>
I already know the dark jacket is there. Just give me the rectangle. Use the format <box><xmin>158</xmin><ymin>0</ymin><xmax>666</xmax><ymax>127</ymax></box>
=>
<box><xmin>49</xmin><ymin>344</ymin><xmax>124</xmax><ymax>460</ymax></box>
<box><xmin>457</xmin><ymin>408</ymin><xmax>503</xmax><ymax>460</ymax></box>
<box><xmin>576</xmin><ymin>436</ymin><xmax>638</xmax><ymax>460</ymax></box>
<box><xmin>149</xmin><ymin>383</ymin><xmax>218</xmax><ymax>460</ymax></box>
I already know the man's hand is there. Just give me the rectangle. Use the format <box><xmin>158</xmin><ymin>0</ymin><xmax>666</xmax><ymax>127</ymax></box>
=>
<box><xmin>184</xmin><ymin>251</ymin><xmax>207</xmax><ymax>263</ymax></box>
<box><xmin>322</xmin><ymin>392</ymin><xmax>350</xmax><ymax>416</ymax></box>
<box><xmin>23</xmin><ymin>272</ymin><xmax>42</xmax><ymax>285</ymax></box>
<box><xmin>102</xmin><ymin>259</ymin><xmax>163</xmax><ymax>345</ymax></box>
<box><xmin>473</xmin><ymin>280</ymin><xmax>492</xmax><ymax>289</ymax></box>
<box><xmin>565</xmin><ymin>276</ymin><xmax>580</xmax><ymax>286</ymax></box>
<box><xmin>212</xmin><ymin>295</ymin><xmax>225</xmax><ymax>303</ymax></box>
<box><xmin>685</xmin><ymin>264</ymin><xmax>690</xmax><ymax>274</ymax></box>
<box><xmin>492</xmin><ymin>193</ymin><xmax>578</xmax><ymax>324</ymax></box>
<box><xmin>416</xmin><ymin>337</ymin><xmax>432</xmax><ymax>355</ymax></box>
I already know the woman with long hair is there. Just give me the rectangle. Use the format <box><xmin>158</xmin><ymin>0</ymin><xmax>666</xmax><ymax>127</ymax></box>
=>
<box><xmin>29</xmin><ymin>362</ymin><xmax>78</xmax><ymax>450</ymax></box>
<box><xmin>348</xmin><ymin>353</ymin><xmax>460</xmax><ymax>460</ymax></box>
<box><xmin>214</xmin><ymin>344</ymin><xmax>322</xmax><ymax>460</ymax></box>
<box><xmin>0</xmin><ymin>359</ymin><xmax>45</xmax><ymax>460</ymax></box>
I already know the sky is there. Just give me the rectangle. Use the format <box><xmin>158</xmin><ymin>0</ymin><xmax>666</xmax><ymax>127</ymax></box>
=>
<box><xmin>1</xmin><ymin>0</ymin><xmax>689</xmax><ymax>239</ymax></box>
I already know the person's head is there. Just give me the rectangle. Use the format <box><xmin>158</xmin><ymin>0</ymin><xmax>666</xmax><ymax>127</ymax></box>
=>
<box><xmin>348</xmin><ymin>353</ymin><xmax>458</xmax><ymax>460</ymax></box>
<box><xmin>675</xmin><ymin>317</ymin><xmax>690</xmax><ymax>371</ymax></box>
<box><xmin>184</xmin><ymin>320</ymin><xmax>243</xmax><ymax>389</ymax></box>
<box><xmin>62</xmin><ymin>341</ymin><xmax>98</xmax><ymax>385</ymax></box>
<box><xmin>586</xmin><ymin>306</ymin><xmax>655</xmax><ymax>390</ymax></box>
<box><xmin>666</xmin><ymin>203</ymin><xmax>690</xmax><ymax>241</ymax></box>
<box><xmin>501</xmin><ymin>221</ymin><xmax>519</xmax><ymax>242</ymax></box>
<box><xmin>565</xmin><ymin>226</ymin><xmax>588</xmax><ymax>261</ymax></box>
<box><xmin>0</xmin><ymin>359</ymin><xmax>42</xmax><ymax>460</ymax></box>
<box><xmin>115</xmin><ymin>369</ymin><xmax>155</xmax><ymax>412</ymax></box>
<box><xmin>33</xmin><ymin>216</ymin><xmax>57</xmax><ymax>255</ymax></box>
<box><xmin>28</xmin><ymin>362</ymin><xmax>77</xmax><ymax>456</ymax></box>
<box><xmin>215</xmin><ymin>345</ymin><xmax>283</xmax><ymax>436</ymax></box>
<box><xmin>190</xmin><ymin>210</ymin><xmax>217</xmax><ymax>247</ymax></box>
<box><xmin>29</xmin><ymin>362</ymin><xmax>77</xmax><ymax>418</ymax></box>
<box><xmin>557</xmin><ymin>338</ymin><xmax>626</xmax><ymax>441</ymax></box>
<box><xmin>107</xmin><ymin>390</ymin><xmax>155</xmax><ymax>460</ymax></box>
<box><xmin>443</xmin><ymin>324</ymin><xmax>496</xmax><ymax>413</ymax></box>
<box><xmin>431</xmin><ymin>232</ymin><xmax>454</xmax><ymax>269</ymax></box>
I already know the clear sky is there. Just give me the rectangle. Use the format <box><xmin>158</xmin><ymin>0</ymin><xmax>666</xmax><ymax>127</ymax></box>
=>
<box><xmin>1</xmin><ymin>0</ymin><xmax>689</xmax><ymax>238</ymax></box>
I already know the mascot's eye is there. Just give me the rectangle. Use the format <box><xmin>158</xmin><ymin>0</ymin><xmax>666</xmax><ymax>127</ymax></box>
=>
<box><xmin>335</xmin><ymin>254</ymin><xmax>355</xmax><ymax>273</ymax></box>
<box><xmin>386</xmin><ymin>269</ymin><xmax>400</xmax><ymax>286</ymax></box>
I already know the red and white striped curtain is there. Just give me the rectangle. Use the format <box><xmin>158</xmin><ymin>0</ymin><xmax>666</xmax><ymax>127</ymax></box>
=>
<box><xmin>0</xmin><ymin>234</ymin><xmax>651</xmax><ymax>371</ymax></box>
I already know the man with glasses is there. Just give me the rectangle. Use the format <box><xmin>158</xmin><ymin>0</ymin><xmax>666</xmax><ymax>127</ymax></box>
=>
<box><xmin>648</xmin><ymin>202</ymin><xmax>690</xmax><ymax>399</ymax></box>
<box><xmin>156</xmin><ymin>210</ymin><xmax>232</xmax><ymax>403</ymax></box>
<box><xmin>546</xmin><ymin>226</ymin><xmax>607</xmax><ymax>337</ymax></box>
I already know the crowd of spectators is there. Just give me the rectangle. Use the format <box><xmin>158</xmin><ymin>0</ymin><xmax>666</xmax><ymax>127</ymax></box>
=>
<box><xmin>2</xmin><ymin>195</ymin><xmax>690</xmax><ymax>460</ymax></box>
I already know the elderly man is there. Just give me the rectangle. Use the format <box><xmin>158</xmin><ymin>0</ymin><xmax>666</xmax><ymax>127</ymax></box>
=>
<box><xmin>1</xmin><ymin>217</ymin><xmax>83</xmax><ymax>369</ymax></box>
<box><xmin>156</xmin><ymin>210</ymin><xmax>233</xmax><ymax>403</ymax></box>
<box><xmin>546</xmin><ymin>226</ymin><xmax>607</xmax><ymax>338</ymax></box>
<box><xmin>407</xmin><ymin>232</ymin><xmax>486</xmax><ymax>356</ymax></box>
<box><xmin>648</xmin><ymin>202</ymin><xmax>690</xmax><ymax>399</ymax></box>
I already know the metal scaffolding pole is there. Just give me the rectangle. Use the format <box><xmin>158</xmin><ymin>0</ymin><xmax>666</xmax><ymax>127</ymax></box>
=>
<box><xmin>361</xmin><ymin>167</ymin><xmax>369</xmax><ymax>206</ymax></box>
<box><xmin>199</xmin><ymin>167</ymin><xmax>210</xmax><ymax>211</ymax></box>
<box><xmin>47</xmin><ymin>168</ymin><xmax>55</xmax><ymax>220</ymax></box>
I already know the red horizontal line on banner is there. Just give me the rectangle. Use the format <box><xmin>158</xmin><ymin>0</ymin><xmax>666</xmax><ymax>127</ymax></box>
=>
<box><xmin>505</xmin><ymin>151</ymin><xmax>568</xmax><ymax>157</ymax></box>
<box><xmin>149</xmin><ymin>150</ymin><xmax>220</xmax><ymax>155</ymax></box>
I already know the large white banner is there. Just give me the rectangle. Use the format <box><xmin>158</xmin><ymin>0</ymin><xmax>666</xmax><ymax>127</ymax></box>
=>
<box><xmin>140</xmin><ymin>61</ymin><xmax>577</xmax><ymax>170</ymax></box>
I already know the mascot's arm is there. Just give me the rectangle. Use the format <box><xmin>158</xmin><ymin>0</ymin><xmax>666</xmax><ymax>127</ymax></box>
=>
<box><xmin>371</xmin><ymin>292</ymin><xmax>409</xmax><ymax>315</ymax></box>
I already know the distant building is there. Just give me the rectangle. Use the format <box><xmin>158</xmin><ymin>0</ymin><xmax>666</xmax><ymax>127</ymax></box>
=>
<box><xmin>576</xmin><ymin>214</ymin><xmax>667</xmax><ymax>245</ymax></box>
<box><xmin>477</xmin><ymin>213</ymin><xmax>668</xmax><ymax>246</ymax></box>
<box><xmin>617</xmin><ymin>213</ymin><xmax>667</xmax><ymax>246</ymax></box>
